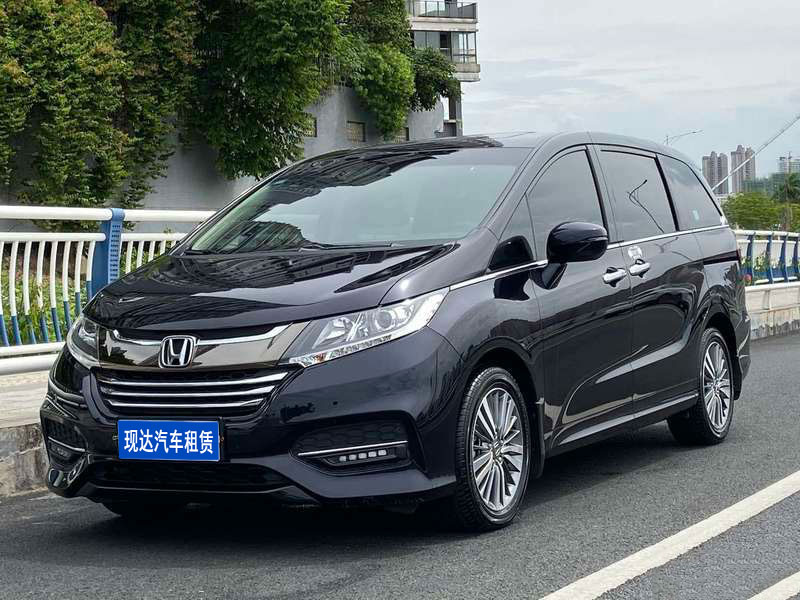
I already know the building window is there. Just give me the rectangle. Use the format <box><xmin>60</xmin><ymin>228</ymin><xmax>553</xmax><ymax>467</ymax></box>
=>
<box><xmin>346</xmin><ymin>121</ymin><xmax>366</xmax><ymax>143</ymax></box>
<box><xmin>304</xmin><ymin>116</ymin><xmax>317</xmax><ymax>138</ymax></box>
<box><xmin>393</xmin><ymin>127</ymin><xmax>410</xmax><ymax>143</ymax></box>
<box><xmin>412</xmin><ymin>30</ymin><xmax>477</xmax><ymax>63</ymax></box>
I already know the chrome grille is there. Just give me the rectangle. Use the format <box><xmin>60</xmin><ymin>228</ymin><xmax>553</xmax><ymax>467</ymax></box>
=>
<box><xmin>94</xmin><ymin>368</ymin><xmax>291</xmax><ymax>416</ymax></box>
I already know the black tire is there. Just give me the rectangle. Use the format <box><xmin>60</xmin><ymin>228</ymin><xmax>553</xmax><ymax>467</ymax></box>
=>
<box><xmin>668</xmin><ymin>328</ymin><xmax>734</xmax><ymax>445</ymax></box>
<box><xmin>102</xmin><ymin>501</ymin><xmax>184</xmax><ymax>520</ymax></box>
<box><xmin>437</xmin><ymin>366</ymin><xmax>532</xmax><ymax>532</ymax></box>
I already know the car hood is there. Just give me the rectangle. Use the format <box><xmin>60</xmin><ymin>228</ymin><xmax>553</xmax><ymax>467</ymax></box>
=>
<box><xmin>86</xmin><ymin>244</ymin><xmax>461</xmax><ymax>333</ymax></box>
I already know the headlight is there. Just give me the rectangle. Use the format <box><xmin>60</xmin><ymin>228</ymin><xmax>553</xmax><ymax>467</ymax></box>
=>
<box><xmin>65</xmin><ymin>315</ymin><xmax>100</xmax><ymax>368</ymax></box>
<box><xmin>284</xmin><ymin>288</ymin><xmax>448</xmax><ymax>367</ymax></box>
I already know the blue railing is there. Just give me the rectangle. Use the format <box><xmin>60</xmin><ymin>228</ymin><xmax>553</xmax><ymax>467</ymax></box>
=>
<box><xmin>735</xmin><ymin>230</ymin><xmax>800</xmax><ymax>285</ymax></box>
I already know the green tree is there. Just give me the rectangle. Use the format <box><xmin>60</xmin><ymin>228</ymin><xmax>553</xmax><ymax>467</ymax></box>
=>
<box><xmin>411</xmin><ymin>47</ymin><xmax>461</xmax><ymax>111</ymax></box>
<box><xmin>772</xmin><ymin>172</ymin><xmax>800</xmax><ymax>230</ymax></box>
<box><xmin>98</xmin><ymin>0</ymin><xmax>200</xmax><ymax>207</ymax></box>
<box><xmin>343</xmin><ymin>0</ymin><xmax>460</xmax><ymax>139</ymax></box>
<box><xmin>349</xmin><ymin>42</ymin><xmax>415</xmax><ymax>138</ymax></box>
<box><xmin>2</xmin><ymin>0</ymin><xmax>129</xmax><ymax>224</ymax></box>
<box><xmin>774</xmin><ymin>172</ymin><xmax>800</xmax><ymax>203</ymax></box>
<box><xmin>346</xmin><ymin>0</ymin><xmax>411</xmax><ymax>48</ymax></box>
<box><xmin>722</xmin><ymin>192</ymin><xmax>781</xmax><ymax>230</ymax></box>
<box><xmin>0</xmin><ymin>5</ymin><xmax>32</xmax><ymax>187</ymax></box>
<box><xmin>187</xmin><ymin>0</ymin><xmax>348</xmax><ymax>179</ymax></box>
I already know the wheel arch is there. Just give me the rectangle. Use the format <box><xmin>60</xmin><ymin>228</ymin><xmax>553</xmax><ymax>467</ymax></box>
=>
<box><xmin>463</xmin><ymin>340</ymin><xmax>546</xmax><ymax>478</ymax></box>
<box><xmin>704</xmin><ymin>306</ymin><xmax>743</xmax><ymax>400</ymax></box>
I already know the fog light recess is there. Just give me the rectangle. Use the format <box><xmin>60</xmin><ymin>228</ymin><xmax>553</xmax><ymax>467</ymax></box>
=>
<box><xmin>297</xmin><ymin>441</ymin><xmax>408</xmax><ymax>468</ymax></box>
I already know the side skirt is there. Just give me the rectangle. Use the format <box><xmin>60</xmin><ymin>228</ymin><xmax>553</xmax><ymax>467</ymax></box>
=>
<box><xmin>546</xmin><ymin>392</ymin><xmax>699</xmax><ymax>458</ymax></box>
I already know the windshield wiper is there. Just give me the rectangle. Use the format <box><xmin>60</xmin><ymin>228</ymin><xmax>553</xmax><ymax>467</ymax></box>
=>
<box><xmin>296</xmin><ymin>241</ymin><xmax>396</xmax><ymax>250</ymax></box>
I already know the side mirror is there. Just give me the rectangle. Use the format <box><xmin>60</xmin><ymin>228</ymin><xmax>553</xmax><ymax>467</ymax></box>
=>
<box><xmin>547</xmin><ymin>221</ymin><xmax>608</xmax><ymax>264</ymax></box>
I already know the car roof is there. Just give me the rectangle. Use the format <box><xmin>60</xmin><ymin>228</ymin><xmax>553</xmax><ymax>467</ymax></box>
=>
<box><xmin>328</xmin><ymin>131</ymin><xmax>697</xmax><ymax>169</ymax></box>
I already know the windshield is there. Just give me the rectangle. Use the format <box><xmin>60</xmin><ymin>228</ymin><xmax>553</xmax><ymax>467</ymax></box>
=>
<box><xmin>185</xmin><ymin>147</ymin><xmax>529</xmax><ymax>253</ymax></box>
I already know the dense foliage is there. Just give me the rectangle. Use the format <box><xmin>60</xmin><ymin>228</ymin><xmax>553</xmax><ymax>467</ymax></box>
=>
<box><xmin>187</xmin><ymin>0</ymin><xmax>347</xmax><ymax>179</ymax></box>
<box><xmin>411</xmin><ymin>47</ymin><xmax>462</xmax><ymax>111</ymax></box>
<box><xmin>1</xmin><ymin>0</ymin><xmax>128</xmax><ymax>219</ymax></box>
<box><xmin>723</xmin><ymin>175</ymin><xmax>800</xmax><ymax>232</ymax></box>
<box><xmin>0</xmin><ymin>0</ymin><xmax>460</xmax><ymax>214</ymax></box>
<box><xmin>349</xmin><ymin>41</ymin><xmax>416</xmax><ymax>138</ymax></box>
<box><xmin>344</xmin><ymin>0</ymin><xmax>461</xmax><ymax>139</ymax></box>
<box><xmin>98</xmin><ymin>0</ymin><xmax>199</xmax><ymax>207</ymax></box>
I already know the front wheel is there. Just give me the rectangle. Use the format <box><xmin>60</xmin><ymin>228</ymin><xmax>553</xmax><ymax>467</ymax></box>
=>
<box><xmin>668</xmin><ymin>328</ymin><xmax>734</xmax><ymax>445</ymax></box>
<box><xmin>445</xmin><ymin>367</ymin><xmax>532</xmax><ymax>531</ymax></box>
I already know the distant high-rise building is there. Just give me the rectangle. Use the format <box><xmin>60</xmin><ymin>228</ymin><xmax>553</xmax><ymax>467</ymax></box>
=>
<box><xmin>702</xmin><ymin>151</ymin><xmax>729</xmax><ymax>194</ymax></box>
<box><xmin>730</xmin><ymin>145</ymin><xmax>756</xmax><ymax>194</ymax></box>
<box><xmin>778</xmin><ymin>155</ymin><xmax>800</xmax><ymax>174</ymax></box>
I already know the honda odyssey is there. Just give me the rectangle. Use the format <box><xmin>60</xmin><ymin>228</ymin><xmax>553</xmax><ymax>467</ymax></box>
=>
<box><xmin>41</xmin><ymin>132</ymin><xmax>751</xmax><ymax>530</ymax></box>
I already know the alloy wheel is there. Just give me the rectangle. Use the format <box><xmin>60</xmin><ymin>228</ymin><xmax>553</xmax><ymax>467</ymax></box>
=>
<box><xmin>702</xmin><ymin>340</ymin><xmax>732</xmax><ymax>433</ymax></box>
<box><xmin>470</xmin><ymin>387</ymin><xmax>525</xmax><ymax>513</ymax></box>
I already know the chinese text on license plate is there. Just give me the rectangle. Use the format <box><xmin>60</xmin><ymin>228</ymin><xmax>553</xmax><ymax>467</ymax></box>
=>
<box><xmin>118</xmin><ymin>420</ymin><xmax>220</xmax><ymax>461</ymax></box>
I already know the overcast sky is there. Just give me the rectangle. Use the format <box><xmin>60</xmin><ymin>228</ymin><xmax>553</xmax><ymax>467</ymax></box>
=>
<box><xmin>462</xmin><ymin>0</ymin><xmax>800</xmax><ymax>176</ymax></box>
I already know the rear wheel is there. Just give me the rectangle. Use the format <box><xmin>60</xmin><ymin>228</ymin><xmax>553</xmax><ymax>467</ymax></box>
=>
<box><xmin>102</xmin><ymin>501</ymin><xmax>184</xmax><ymax>520</ymax></box>
<box><xmin>668</xmin><ymin>328</ymin><xmax>734</xmax><ymax>445</ymax></box>
<box><xmin>442</xmin><ymin>366</ymin><xmax>532</xmax><ymax>531</ymax></box>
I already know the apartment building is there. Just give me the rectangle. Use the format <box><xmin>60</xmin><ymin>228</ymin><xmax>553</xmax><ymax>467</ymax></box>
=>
<box><xmin>702</xmin><ymin>151</ymin><xmax>729</xmax><ymax>194</ymax></box>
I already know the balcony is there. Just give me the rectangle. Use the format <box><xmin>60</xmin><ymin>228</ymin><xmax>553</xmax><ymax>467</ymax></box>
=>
<box><xmin>406</xmin><ymin>1</ymin><xmax>477</xmax><ymax>20</ymax></box>
<box><xmin>438</xmin><ymin>48</ymin><xmax>478</xmax><ymax>64</ymax></box>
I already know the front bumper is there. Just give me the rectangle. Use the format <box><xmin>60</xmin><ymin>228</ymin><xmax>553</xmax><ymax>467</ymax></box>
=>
<box><xmin>41</xmin><ymin>326</ymin><xmax>464</xmax><ymax>506</ymax></box>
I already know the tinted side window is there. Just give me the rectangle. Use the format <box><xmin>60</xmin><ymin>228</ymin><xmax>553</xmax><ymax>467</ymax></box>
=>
<box><xmin>660</xmin><ymin>155</ymin><xmax>723</xmax><ymax>229</ymax></box>
<box><xmin>529</xmin><ymin>151</ymin><xmax>604</xmax><ymax>257</ymax></box>
<box><xmin>601</xmin><ymin>151</ymin><xmax>676</xmax><ymax>241</ymax></box>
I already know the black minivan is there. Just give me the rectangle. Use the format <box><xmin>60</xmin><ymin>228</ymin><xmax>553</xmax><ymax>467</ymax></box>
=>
<box><xmin>42</xmin><ymin>132</ymin><xmax>751</xmax><ymax>530</ymax></box>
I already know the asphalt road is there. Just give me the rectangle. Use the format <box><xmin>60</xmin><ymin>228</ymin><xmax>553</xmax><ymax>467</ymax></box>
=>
<box><xmin>2</xmin><ymin>334</ymin><xmax>800</xmax><ymax>599</ymax></box>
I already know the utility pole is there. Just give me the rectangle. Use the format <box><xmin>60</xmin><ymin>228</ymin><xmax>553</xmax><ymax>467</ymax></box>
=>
<box><xmin>664</xmin><ymin>130</ymin><xmax>702</xmax><ymax>146</ymax></box>
<box><xmin>784</xmin><ymin>152</ymin><xmax>793</xmax><ymax>231</ymax></box>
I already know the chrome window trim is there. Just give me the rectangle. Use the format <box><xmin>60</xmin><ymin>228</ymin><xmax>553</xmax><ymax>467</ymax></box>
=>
<box><xmin>109</xmin><ymin>324</ymin><xmax>290</xmax><ymax>347</ymax></box>
<box><xmin>99</xmin><ymin>384</ymin><xmax>276</xmax><ymax>398</ymax></box>
<box><xmin>606</xmin><ymin>225</ymin><xmax>729</xmax><ymax>250</ymax></box>
<box><xmin>448</xmin><ymin>225</ymin><xmax>728</xmax><ymax>290</ymax></box>
<box><xmin>449</xmin><ymin>260</ymin><xmax>548</xmax><ymax>291</ymax></box>
<box><xmin>296</xmin><ymin>440</ymin><xmax>409</xmax><ymax>458</ymax></box>
<box><xmin>95</xmin><ymin>372</ymin><xmax>288</xmax><ymax>388</ymax></box>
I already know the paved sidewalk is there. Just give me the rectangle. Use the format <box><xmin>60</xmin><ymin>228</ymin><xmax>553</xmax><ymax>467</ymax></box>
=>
<box><xmin>0</xmin><ymin>371</ymin><xmax>48</xmax><ymax>429</ymax></box>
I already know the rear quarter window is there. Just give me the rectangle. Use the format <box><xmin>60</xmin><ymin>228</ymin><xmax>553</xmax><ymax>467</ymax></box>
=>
<box><xmin>660</xmin><ymin>155</ymin><xmax>723</xmax><ymax>229</ymax></box>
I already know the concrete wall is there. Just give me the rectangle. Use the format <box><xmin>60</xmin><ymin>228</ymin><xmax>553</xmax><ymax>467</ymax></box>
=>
<box><xmin>304</xmin><ymin>85</ymin><xmax>445</xmax><ymax>157</ymax></box>
<box><xmin>745</xmin><ymin>283</ymin><xmax>800</xmax><ymax>339</ymax></box>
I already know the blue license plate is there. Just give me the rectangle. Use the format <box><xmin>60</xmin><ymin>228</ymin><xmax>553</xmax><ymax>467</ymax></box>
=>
<box><xmin>118</xmin><ymin>420</ymin><xmax>220</xmax><ymax>461</ymax></box>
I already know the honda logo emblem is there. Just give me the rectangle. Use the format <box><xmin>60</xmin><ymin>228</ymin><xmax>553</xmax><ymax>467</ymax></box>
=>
<box><xmin>158</xmin><ymin>336</ymin><xmax>197</xmax><ymax>368</ymax></box>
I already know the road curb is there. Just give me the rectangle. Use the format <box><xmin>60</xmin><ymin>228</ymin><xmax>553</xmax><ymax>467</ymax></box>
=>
<box><xmin>0</xmin><ymin>422</ymin><xmax>47</xmax><ymax>497</ymax></box>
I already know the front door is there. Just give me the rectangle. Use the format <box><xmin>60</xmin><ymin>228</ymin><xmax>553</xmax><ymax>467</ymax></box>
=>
<box><xmin>526</xmin><ymin>148</ymin><xmax>634</xmax><ymax>449</ymax></box>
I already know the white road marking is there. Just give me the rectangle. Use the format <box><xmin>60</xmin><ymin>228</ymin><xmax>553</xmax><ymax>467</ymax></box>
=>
<box><xmin>540</xmin><ymin>470</ymin><xmax>800</xmax><ymax>600</ymax></box>
<box><xmin>748</xmin><ymin>571</ymin><xmax>800</xmax><ymax>600</ymax></box>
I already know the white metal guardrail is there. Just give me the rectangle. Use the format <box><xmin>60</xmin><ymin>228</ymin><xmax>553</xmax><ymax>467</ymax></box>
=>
<box><xmin>0</xmin><ymin>206</ymin><xmax>213</xmax><ymax>374</ymax></box>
